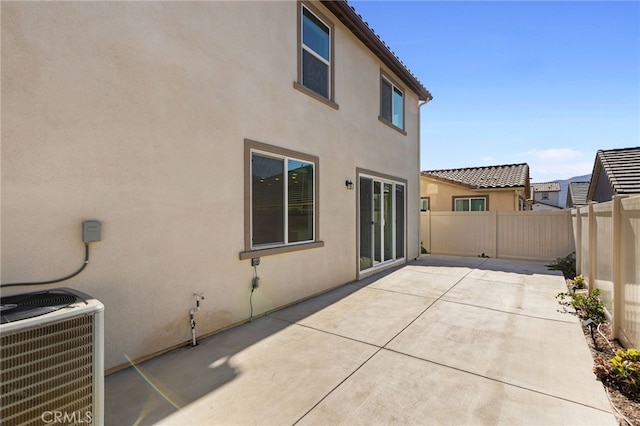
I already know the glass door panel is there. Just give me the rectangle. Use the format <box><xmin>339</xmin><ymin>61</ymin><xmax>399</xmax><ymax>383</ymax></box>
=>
<box><xmin>383</xmin><ymin>183</ymin><xmax>393</xmax><ymax>261</ymax></box>
<box><xmin>359</xmin><ymin>178</ymin><xmax>373</xmax><ymax>271</ymax></box>
<box><xmin>373</xmin><ymin>181</ymin><xmax>382</xmax><ymax>265</ymax></box>
<box><xmin>395</xmin><ymin>184</ymin><xmax>405</xmax><ymax>259</ymax></box>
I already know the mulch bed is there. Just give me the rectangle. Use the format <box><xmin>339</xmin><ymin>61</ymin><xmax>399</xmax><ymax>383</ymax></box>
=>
<box><xmin>565</xmin><ymin>280</ymin><xmax>640</xmax><ymax>426</ymax></box>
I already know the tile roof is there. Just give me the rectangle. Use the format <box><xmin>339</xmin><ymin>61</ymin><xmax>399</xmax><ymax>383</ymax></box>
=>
<box><xmin>421</xmin><ymin>163</ymin><xmax>530</xmax><ymax>190</ymax></box>
<box><xmin>589</xmin><ymin>147</ymin><xmax>640</xmax><ymax>197</ymax></box>
<box><xmin>532</xmin><ymin>181</ymin><xmax>560</xmax><ymax>192</ymax></box>
<box><xmin>567</xmin><ymin>181</ymin><xmax>590</xmax><ymax>207</ymax></box>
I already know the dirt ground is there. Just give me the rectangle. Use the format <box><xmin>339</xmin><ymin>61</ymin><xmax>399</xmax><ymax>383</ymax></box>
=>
<box><xmin>578</xmin><ymin>312</ymin><xmax>640</xmax><ymax>425</ymax></box>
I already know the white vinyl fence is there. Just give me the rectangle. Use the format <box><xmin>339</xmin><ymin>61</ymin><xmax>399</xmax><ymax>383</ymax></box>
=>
<box><xmin>572</xmin><ymin>196</ymin><xmax>640</xmax><ymax>349</ymax></box>
<box><xmin>421</xmin><ymin>197</ymin><xmax>640</xmax><ymax>349</ymax></box>
<box><xmin>420</xmin><ymin>210</ymin><xmax>575</xmax><ymax>262</ymax></box>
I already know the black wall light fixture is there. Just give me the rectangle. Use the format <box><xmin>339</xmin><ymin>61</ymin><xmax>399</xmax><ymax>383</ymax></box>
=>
<box><xmin>345</xmin><ymin>180</ymin><xmax>354</xmax><ymax>190</ymax></box>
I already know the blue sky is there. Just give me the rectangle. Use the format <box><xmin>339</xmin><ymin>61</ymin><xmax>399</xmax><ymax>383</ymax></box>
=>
<box><xmin>351</xmin><ymin>1</ymin><xmax>640</xmax><ymax>182</ymax></box>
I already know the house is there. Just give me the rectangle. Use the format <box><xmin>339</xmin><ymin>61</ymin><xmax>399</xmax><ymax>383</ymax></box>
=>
<box><xmin>420</xmin><ymin>163</ymin><xmax>530</xmax><ymax>212</ymax></box>
<box><xmin>531</xmin><ymin>181</ymin><xmax>561</xmax><ymax>210</ymax></box>
<box><xmin>1</xmin><ymin>1</ymin><xmax>431</xmax><ymax>372</ymax></box>
<box><xmin>588</xmin><ymin>147</ymin><xmax>640</xmax><ymax>202</ymax></box>
<box><xmin>566</xmin><ymin>181</ymin><xmax>590</xmax><ymax>208</ymax></box>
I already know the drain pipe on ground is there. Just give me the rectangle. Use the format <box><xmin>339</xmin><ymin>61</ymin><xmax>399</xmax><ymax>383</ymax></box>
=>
<box><xmin>189</xmin><ymin>293</ymin><xmax>204</xmax><ymax>347</ymax></box>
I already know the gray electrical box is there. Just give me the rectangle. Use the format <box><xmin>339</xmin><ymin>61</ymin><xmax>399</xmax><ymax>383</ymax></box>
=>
<box><xmin>82</xmin><ymin>220</ymin><xmax>102</xmax><ymax>242</ymax></box>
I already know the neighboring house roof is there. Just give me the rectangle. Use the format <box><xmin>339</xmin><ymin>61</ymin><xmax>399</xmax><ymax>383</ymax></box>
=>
<box><xmin>421</xmin><ymin>163</ymin><xmax>530</xmax><ymax>197</ymax></box>
<box><xmin>588</xmin><ymin>147</ymin><xmax>640</xmax><ymax>200</ymax></box>
<box><xmin>567</xmin><ymin>181</ymin><xmax>590</xmax><ymax>207</ymax></box>
<box><xmin>322</xmin><ymin>0</ymin><xmax>432</xmax><ymax>102</ymax></box>
<box><xmin>532</xmin><ymin>182</ymin><xmax>560</xmax><ymax>192</ymax></box>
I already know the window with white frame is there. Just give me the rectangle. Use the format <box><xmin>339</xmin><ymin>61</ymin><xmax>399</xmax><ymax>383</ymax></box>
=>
<box><xmin>300</xmin><ymin>5</ymin><xmax>331</xmax><ymax>99</ymax></box>
<box><xmin>380</xmin><ymin>74</ymin><xmax>404</xmax><ymax>130</ymax></box>
<box><xmin>420</xmin><ymin>198</ymin><xmax>430</xmax><ymax>212</ymax></box>
<box><xmin>251</xmin><ymin>150</ymin><xmax>316</xmax><ymax>248</ymax></box>
<box><xmin>454</xmin><ymin>197</ymin><xmax>487</xmax><ymax>211</ymax></box>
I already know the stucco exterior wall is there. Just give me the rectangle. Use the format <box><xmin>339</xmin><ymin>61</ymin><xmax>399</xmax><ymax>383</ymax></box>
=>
<box><xmin>420</xmin><ymin>176</ymin><xmax>523</xmax><ymax>211</ymax></box>
<box><xmin>1</xmin><ymin>1</ymin><xmax>422</xmax><ymax>371</ymax></box>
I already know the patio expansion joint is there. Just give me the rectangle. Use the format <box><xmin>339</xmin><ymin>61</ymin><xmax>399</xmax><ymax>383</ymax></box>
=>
<box><xmin>377</xmin><ymin>260</ymin><xmax>485</xmax><ymax>348</ymax></box>
<box><xmin>436</xmin><ymin>298</ymin><xmax>579</xmax><ymax>324</ymax></box>
<box><xmin>292</xmin><ymin>346</ymin><xmax>384</xmax><ymax>426</ymax></box>
<box><xmin>382</xmin><ymin>347</ymin><xmax>615</xmax><ymax>415</ymax></box>
<box><xmin>291</xmin><ymin>264</ymin><xmax>484</xmax><ymax>425</ymax></box>
<box><xmin>266</xmin><ymin>315</ymin><xmax>381</xmax><ymax>350</ymax></box>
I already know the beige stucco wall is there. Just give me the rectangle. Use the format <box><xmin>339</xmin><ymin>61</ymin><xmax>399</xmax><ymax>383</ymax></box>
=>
<box><xmin>1</xmin><ymin>1</ymin><xmax>422</xmax><ymax>371</ymax></box>
<box><xmin>420</xmin><ymin>176</ymin><xmax>524</xmax><ymax>211</ymax></box>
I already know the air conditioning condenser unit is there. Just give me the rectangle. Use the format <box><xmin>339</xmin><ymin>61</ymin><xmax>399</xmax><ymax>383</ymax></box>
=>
<box><xmin>0</xmin><ymin>288</ymin><xmax>104</xmax><ymax>426</ymax></box>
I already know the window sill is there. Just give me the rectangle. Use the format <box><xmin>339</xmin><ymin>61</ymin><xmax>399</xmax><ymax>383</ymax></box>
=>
<box><xmin>293</xmin><ymin>82</ymin><xmax>339</xmax><ymax>110</ymax></box>
<box><xmin>239</xmin><ymin>241</ymin><xmax>325</xmax><ymax>260</ymax></box>
<box><xmin>378</xmin><ymin>116</ymin><xmax>407</xmax><ymax>136</ymax></box>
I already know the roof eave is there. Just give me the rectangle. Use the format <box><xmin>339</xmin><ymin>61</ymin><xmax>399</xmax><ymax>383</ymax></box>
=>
<box><xmin>321</xmin><ymin>0</ymin><xmax>433</xmax><ymax>102</ymax></box>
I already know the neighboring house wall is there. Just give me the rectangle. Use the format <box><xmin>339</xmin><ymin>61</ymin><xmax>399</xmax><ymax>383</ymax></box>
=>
<box><xmin>1</xmin><ymin>2</ymin><xmax>425</xmax><ymax>371</ymax></box>
<box><xmin>592</xmin><ymin>168</ymin><xmax>616</xmax><ymax>202</ymax></box>
<box><xmin>531</xmin><ymin>202</ymin><xmax>563</xmax><ymax>211</ymax></box>
<box><xmin>533</xmin><ymin>191</ymin><xmax>560</xmax><ymax>206</ymax></box>
<box><xmin>420</xmin><ymin>176</ymin><xmax>524</xmax><ymax>211</ymax></box>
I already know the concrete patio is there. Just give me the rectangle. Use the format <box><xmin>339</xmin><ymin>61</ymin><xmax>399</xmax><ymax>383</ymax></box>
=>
<box><xmin>104</xmin><ymin>255</ymin><xmax>617</xmax><ymax>425</ymax></box>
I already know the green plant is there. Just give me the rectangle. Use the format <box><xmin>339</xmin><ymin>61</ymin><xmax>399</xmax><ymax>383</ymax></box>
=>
<box><xmin>420</xmin><ymin>242</ymin><xmax>428</xmax><ymax>254</ymax></box>
<box><xmin>572</xmin><ymin>275</ymin><xmax>586</xmax><ymax>290</ymax></box>
<box><xmin>546</xmin><ymin>252</ymin><xmax>576</xmax><ymax>279</ymax></box>
<box><xmin>556</xmin><ymin>288</ymin><xmax>606</xmax><ymax>324</ymax></box>
<box><xmin>594</xmin><ymin>349</ymin><xmax>640</xmax><ymax>397</ymax></box>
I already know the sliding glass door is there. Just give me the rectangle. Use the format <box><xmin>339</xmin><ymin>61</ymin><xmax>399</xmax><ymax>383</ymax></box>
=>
<box><xmin>359</xmin><ymin>175</ymin><xmax>406</xmax><ymax>272</ymax></box>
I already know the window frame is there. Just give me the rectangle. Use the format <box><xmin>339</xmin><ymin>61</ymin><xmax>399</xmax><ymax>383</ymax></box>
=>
<box><xmin>378</xmin><ymin>70</ymin><xmax>406</xmax><ymax>134</ymax></box>
<box><xmin>452</xmin><ymin>196</ymin><xmax>488</xmax><ymax>212</ymax></box>
<box><xmin>240</xmin><ymin>139</ymin><xmax>323</xmax><ymax>260</ymax></box>
<box><xmin>294</xmin><ymin>2</ymin><xmax>338</xmax><ymax>110</ymax></box>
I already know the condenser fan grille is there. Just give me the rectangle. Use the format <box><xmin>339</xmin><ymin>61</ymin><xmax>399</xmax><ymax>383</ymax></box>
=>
<box><xmin>1</xmin><ymin>291</ymin><xmax>79</xmax><ymax>324</ymax></box>
<box><xmin>0</xmin><ymin>315</ymin><xmax>95</xmax><ymax>426</ymax></box>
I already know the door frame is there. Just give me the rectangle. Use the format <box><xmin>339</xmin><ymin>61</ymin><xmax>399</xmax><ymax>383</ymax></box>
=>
<box><xmin>356</xmin><ymin>168</ymin><xmax>407</xmax><ymax>279</ymax></box>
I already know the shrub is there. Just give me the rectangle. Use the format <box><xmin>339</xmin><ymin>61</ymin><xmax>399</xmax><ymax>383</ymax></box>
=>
<box><xmin>546</xmin><ymin>252</ymin><xmax>576</xmax><ymax>279</ymax></box>
<box><xmin>556</xmin><ymin>288</ymin><xmax>605</xmax><ymax>324</ymax></box>
<box><xmin>420</xmin><ymin>242</ymin><xmax>428</xmax><ymax>254</ymax></box>
<box><xmin>594</xmin><ymin>349</ymin><xmax>640</xmax><ymax>397</ymax></box>
<box><xmin>572</xmin><ymin>275</ymin><xmax>586</xmax><ymax>290</ymax></box>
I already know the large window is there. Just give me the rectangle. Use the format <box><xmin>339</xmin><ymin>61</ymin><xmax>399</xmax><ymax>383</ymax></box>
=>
<box><xmin>454</xmin><ymin>197</ymin><xmax>487</xmax><ymax>212</ymax></box>
<box><xmin>252</xmin><ymin>152</ymin><xmax>315</xmax><ymax>247</ymax></box>
<box><xmin>380</xmin><ymin>74</ymin><xmax>404</xmax><ymax>130</ymax></box>
<box><xmin>300</xmin><ymin>4</ymin><xmax>332</xmax><ymax>100</ymax></box>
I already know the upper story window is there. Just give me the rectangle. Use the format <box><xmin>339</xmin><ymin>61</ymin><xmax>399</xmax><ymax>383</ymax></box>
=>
<box><xmin>380</xmin><ymin>73</ymin><xmax>404</xmax><ymax>131</ymax></box>
<box><xmin>454</xmin><ymin>196</ymin><xmax>487</xmax><ymax>212</ymax></box>
<box><xmin>295</xmin><ymin>3</ymin><xmax>336</xmax><ymax>108</ymax></box>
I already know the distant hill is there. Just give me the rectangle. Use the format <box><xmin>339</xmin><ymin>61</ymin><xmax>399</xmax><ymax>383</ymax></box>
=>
<box><xmin>557</xmin><ymin>174</ymin><xmax>591</xmax><ymax>208</ymax></box>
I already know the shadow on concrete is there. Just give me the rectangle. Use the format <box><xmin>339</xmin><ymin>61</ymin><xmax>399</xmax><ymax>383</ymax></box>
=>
<box><xmin>104</xmin><ymin>255</ymin><xmax>562</xmax><ymax>425</ymax></box>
